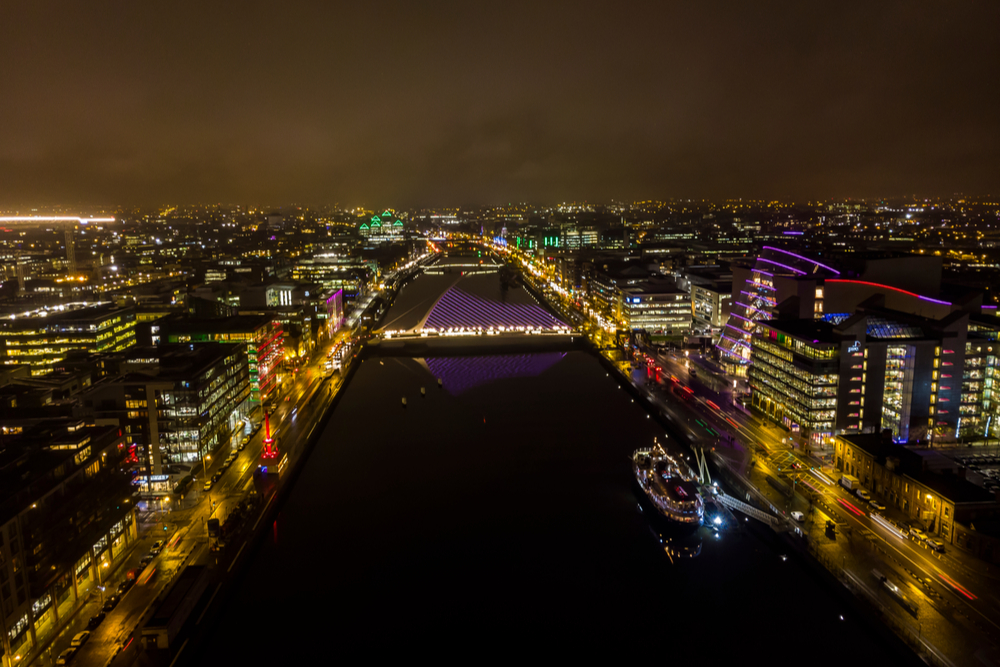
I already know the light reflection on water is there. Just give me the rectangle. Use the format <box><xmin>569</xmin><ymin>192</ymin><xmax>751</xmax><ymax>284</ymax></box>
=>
<box><xmin>201</xmin><ymin>351</ymin><xmax>904</xmax><ymax>664</ymax></box>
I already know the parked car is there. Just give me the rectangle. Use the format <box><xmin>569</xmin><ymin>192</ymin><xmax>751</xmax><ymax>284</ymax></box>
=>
<box><xmin>856</xmin><ymin>489</ymin><xmax>871</xmax><ymax>501</ymax></box>
<box><xmin>139</xmin><ymin>553</ymin><xmax>155</xmax><ymax>566</ymax></box>
<box><xmin>56</xmin><ymin>648</ymin><xmax>77</xmax><ymax>665</ymax></box>
<box><xmin>70</xmin><ymin>631</ymin><xmax>90</xmax><ymax>647</ymax></box>
<box><xmin>102</xmin><ymin>595</ymin><xmax>120</xmax><ymax>612</ymax></box>
<box><xmin>212</xmin><ymin>472</ymin><xmax>223</xmax><ymax>483</ymax></box>
<box><xmin>925</xmin><ymin>538</ymin><xmax>945</xmax><ymax>553</ymax></box>
<box><xmin>237</xmin><ymin>441</ymin><xmax>247</xmax><ymax>452</ymax></box>
<box><xmin>87</xmin><ymin>612</ymin><xmax>106</xmax><ymax>629</ymax></box>
<box><xmin>909</xmin><ymin>526</ymin><xmax>926</xmax><ymax>540</ymax></box>
<box><xmin>203</xmin><ymin>480</ymin><xmax>214</xmax><ymax>492</ymax></box>
<box><xmin>117</xmin><ymin>578</ymin><xmax>135</xmax><ymax>595</ymax></box>
<box><xmin>868</xmin><ymin>500</ymin><xmax>886</xmax><ymax>511</ymax></box>
<box><xmin>149</xmin><ymin>540</ymin><xmax>165</xmax><ymax>554</ymax></box>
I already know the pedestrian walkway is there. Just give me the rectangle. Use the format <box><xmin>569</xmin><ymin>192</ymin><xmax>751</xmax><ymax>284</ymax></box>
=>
<box><xmin>716</xmin><ymin>493</ymin><xmax>784</xmax><ymax>529</ymax></box>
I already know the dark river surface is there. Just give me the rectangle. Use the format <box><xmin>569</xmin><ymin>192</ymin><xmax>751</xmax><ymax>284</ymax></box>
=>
<box><xmin>202</xmin><ymin>350</ymin><xmax>903</xmax><ymax>663</ymax></box>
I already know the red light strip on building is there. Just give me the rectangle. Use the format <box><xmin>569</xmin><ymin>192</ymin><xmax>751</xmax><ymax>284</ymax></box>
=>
<box><xmin>825</xmin><ymin>280</ymin><xmax>952</xmax><ymax>306</ymax></box>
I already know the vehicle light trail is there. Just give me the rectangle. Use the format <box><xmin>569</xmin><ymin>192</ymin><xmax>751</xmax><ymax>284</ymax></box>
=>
<box><xmin>870</xmin><ymin>513</ymin><xmax>907</xmax><ymax>539</ymax></box>
<box><xmin>938</xmin><ymin>573</ymin><xmax>977</xmax><ymax>600</ymax></box>
<box><xmin>837</xmin><ymin>498</ymin><xmax>865</xmax><ymax>517</ymax></box>
<box><xmin>809</xmin><ymin>469</ymin><xmax>834</xmax><ymax>485</ymax></box>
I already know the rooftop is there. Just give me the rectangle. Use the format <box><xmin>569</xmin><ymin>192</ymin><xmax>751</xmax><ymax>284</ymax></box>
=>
<box><xmin>757</xmin><ymin>318</ymin><xmax>839</xmax><ymax>345</ymax></box>
<box><xmin>841</xmin><ymin>434</ymin><xmax>997</xmax><ymax>504</ymax></box>
<box><xmin>161</xmin><ymin>314</ymin><xmax>273</xmax><ymax>335</ymax></box>
<box><xmin>0</xmin><ymin>303</ymin><xmax>133</xmax><ymax>331</ymax></box>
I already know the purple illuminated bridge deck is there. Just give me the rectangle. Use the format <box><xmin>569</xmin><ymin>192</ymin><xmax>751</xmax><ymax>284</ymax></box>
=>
<box><xmin>424</xmin><ymin>287</ymin><xmax>563</xmax><ymax>331</ymax></box>
<box><xmin>379</xmin><ymin>269</ymin><xmax>567</xmax><ymax>334</ymax></box>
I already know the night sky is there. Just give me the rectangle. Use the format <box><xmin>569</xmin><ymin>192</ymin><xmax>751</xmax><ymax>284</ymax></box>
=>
<box><xmin>2</xmin><ymin>1</ymin><xmax>998</xmax><ymax>207</ymax></box>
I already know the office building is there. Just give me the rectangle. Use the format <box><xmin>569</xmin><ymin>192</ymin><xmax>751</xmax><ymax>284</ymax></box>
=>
<box><xmin>82</xmin><ymin>344</ymin><xmax>251</xmax><ymax>487</ymax></box>
<box><xmin>621</xmin><ymin>282</ymin><xmax>692</xmax><ymax>336</ymax></box>
<box><xmin>159</xmin><ymin>316</ymin><xmax>282</xmax><ymax>402</ymax></box>
<box><xmin>0</xmin><ymin>304</ymin><xmax>137</xmax><ymax>376</ymax></box>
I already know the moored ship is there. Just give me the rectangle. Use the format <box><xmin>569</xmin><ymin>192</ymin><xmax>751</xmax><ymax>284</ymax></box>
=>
<box><xmin>633</xmin><ymin>440</ymin><xmax>704</xmax><ymax>528</ymax></box>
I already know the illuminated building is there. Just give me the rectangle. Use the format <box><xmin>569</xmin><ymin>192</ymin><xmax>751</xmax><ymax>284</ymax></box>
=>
<box><xmin>691</xmin><ymin>282</ymin><xmax>732</xmax><ymax>330</ymax></box>
<box><xmin>159</xmin><ymin>316</ymin><xmax>282</xmax><ymax>403</ymax></box>
<box><xmin>587</xmin><ymin>262</ymin><xmax>651</xmax><ymax>324</ymax></box>
<box><xmin>749</xmin><ymin>296</ymin><xmax>998</xmax><ymax>445</ymax></box>
<box><xmin>720</xmin><ymin>247</ymin><xmax>1000</xmax><ymax>440</ymax></box>
<box><xmin>0</xmin><ymin>421</ymin><xmax>134</xmax><ymax>661</ymax></box>
<box><xmin>621</xmin><ymin>283</ymin><xmax>692</xmax><ymax>336</ymax></box>
<box><xmin>82</xmin><ymin>344</ymin><xmax>251</xmax><ymax>480</ymax></box>
<box><xmin>359</xmin><ymin>211</ymin><xmax>404</xmax><ymax>244</ymax></box>
<box><xmin>0</xmin><ymin>304</ymin><xmax>137</xmax><ymax>376</ymax></box>
<box><xmin>325</xmin><ymin>289</ymin><xmax>344</xmax><ymax>335</ymax></box>
<box><xmin>832</xmin><ymin>433</ymin><xmax>999</xmax><ymax>553</ymax></box>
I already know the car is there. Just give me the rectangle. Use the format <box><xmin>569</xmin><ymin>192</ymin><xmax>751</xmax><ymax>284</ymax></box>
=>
<box><xmin>237</xmin><ymin>441</ymin><xmax>247</xmax><ymax>452</ymax></box>
<box><xmin>925</xmin><ymin>538</ymin><xmax>945</xmax><ymax>553</ymax></box>
<box><xmin>203</xmin><ymin>480</ymin><xmax>213</xmax><ymax>492</ymax></box>
<box><xmin>868</xmin><ymin>500</ymin><xmax>886</xmax><ymax>511</ymax></box>
<box><xmin>241</xmin><ymin>436</ymin><xmax>249</xmax><ymax>445</ymax></box>
<box><xmin>790</xmin><ymin>511</ymin><xmax>805</xmax><ymax>522</ymax></box>
<box><xmin>139</xmin><ymin>553</ymin><xmax>155</xmax><ymax>566</ymax></box>
<box><xmin>70</xmin><ymin>631</ymin><xmax>91</xmax><ymax>647</ymax></box>
<box><xmin>149</xmin><ymin>540</ymin><xmax>165</xmax><ymax>554</ymax></box>
<box><xmin>856</xmin><ymin>489</ymin><xmax>871</xmax><ymax>501</ymax></box>
<box><xmin>87</xmin><ymin>612</ymin><xmax>106</xmax><ymax>629</ymax></box>
<box><xmin>117</xmin><ymin>578</ymin><xmax>135</xmax><ymax>595</ymax></box>
<box><xmin>102</xmin><ymin>595</ymin><xmax>120</xmax><ymax>612</ymax></box>
<box><xmin>56</xmin><ymin>647</ymin><xmax>77</xmax><ymax>665</ymax></box>
<box><xmin>212</xmin><ymin>472</ymin><xmax>222</xmax><ymax>483</ymax></box>
<box><xmin>909</xmin><ymin>526</ymin><xmax>926</xmax><ymax>540</ymax></box>
<box><xmin>226</xmin><ymin>453</ymin><xmax>237</xmax><ymax>463</ymax></box>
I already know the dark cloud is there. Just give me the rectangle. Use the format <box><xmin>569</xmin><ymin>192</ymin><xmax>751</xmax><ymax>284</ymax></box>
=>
<box><xmin>1</xmin><ymin>1</ymin><xmax>998</xmax><ymax>207</ymax></box>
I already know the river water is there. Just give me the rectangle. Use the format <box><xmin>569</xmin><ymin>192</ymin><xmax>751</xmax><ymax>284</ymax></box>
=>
<box><xmin>202</xmin><ymin>349</ymin><xmax>903</xmax><ymax>663</ymax></box>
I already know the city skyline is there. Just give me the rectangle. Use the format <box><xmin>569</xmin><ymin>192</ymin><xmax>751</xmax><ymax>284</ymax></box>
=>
<box><xmin>3</xmin><ymin>2</ymin><xmax>999</xmax><ymax>208</ymax></box>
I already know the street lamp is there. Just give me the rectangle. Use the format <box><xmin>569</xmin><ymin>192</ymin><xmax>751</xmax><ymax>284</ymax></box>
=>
<box><xmin>97</xmin><ymin>561</ymin><xmax>109</xmax><ymax>604</ymax></box>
